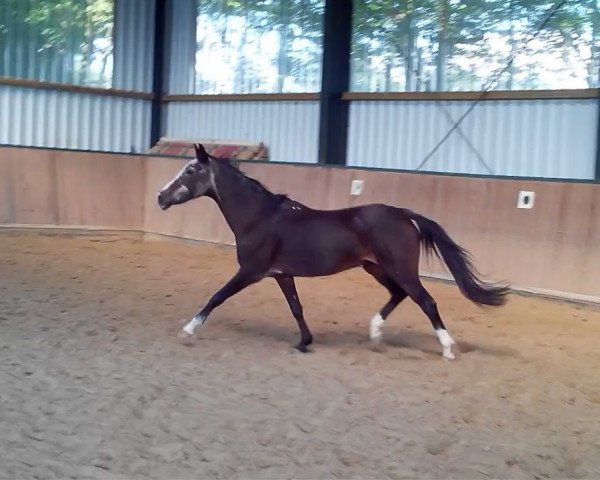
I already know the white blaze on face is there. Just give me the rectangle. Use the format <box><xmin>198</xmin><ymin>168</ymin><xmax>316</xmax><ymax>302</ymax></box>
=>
<box><xmin>173</xmin><ymin>185</ymin><xmax>189</xmax><ymax>201</ymax></box>
<box><xmin>159</xmin><ymin>160</ymin><xmax>195</xmax><ymax>194</ymax></box>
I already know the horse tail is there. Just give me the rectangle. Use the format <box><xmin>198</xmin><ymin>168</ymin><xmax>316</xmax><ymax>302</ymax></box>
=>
<box><xmin>405</xmin><ymin>210</ymin><xmax>509</xmax><ymax>307</ymax></box>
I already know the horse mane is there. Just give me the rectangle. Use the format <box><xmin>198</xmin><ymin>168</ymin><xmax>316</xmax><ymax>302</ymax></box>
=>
<box><xmin>214</xmin><ymin>156</ymin><xmax>289</xmax><ymax>205</ymax></box>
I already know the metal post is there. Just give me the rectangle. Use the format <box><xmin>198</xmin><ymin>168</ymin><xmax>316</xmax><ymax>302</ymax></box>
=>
<box><xmin>317</xmin><ymin>0</ymin><xmax>353</xmax><ymax>165</ymax></box>
<box><xmin>596</xmin><ymin>88</ymin><xmax>600</xmax><ymax>181</ymax></box>
<box><xmin>150</xmin><ymin>0</ymin><xmax>167</xmax><ymax>147</ymax></box>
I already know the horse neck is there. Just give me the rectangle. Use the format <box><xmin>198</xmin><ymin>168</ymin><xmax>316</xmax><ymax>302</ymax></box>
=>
<box><xmin>211</xmin><ymin>165</ymin><xmax>276</xmax><ymax>236</ymax></box>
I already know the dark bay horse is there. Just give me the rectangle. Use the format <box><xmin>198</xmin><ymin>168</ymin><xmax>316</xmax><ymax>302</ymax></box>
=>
<box><xmin>157</xmin><ymin>144</ymin><xmax>508</xmax><ymax>360</ymax></box>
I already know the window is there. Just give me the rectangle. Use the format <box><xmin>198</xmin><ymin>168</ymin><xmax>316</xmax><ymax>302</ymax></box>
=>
<box><xmin>195</xmin><ymin>0</ymin><xmax>325</xmax><ymax>94</ymax></box>
<box><xmin>351</xmin><ymin>0</ymin><xmax>600</xmax><ymax>92</ymax></box>
<box><xmin>0</xmin><ymin>0</ymin><xmax>114</xmax><ymax>88</ymax></box>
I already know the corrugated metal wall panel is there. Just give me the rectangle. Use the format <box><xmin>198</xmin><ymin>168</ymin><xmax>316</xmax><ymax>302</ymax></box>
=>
<box><xmin>0</xmin><ymin>85</ymin><xmax>150</xmax><ymax>153</ymax></box>
<box><xmin>166</xmin><ymin>0</ymin><xmax>196</xmax><ymax>94</ymax></box>
<box><xmin>113</xmin><ymin>0</ymin><xmax>156</xmax><ymax>92</ymax></box>
<box><xmin>1</xmin><ymin>0</ymin><xmax>155</xmax><ymax>152</ymax></box>
<box><xmin>0</xmin><ymin>0</ymin><xmax>156</xmax><ymax>91</ymax></box>
<box><xmin>164</xmin><ymin>101</ymin><xmax>320</xmax><ymax>163</ymax></box>
<box><xmin>348</xmin><ymin>99</ymin><xmax>597</xmax><ymax>179</ymax></box>
<box><xmin>0</xmin><ymin>0</ymin><xmax>114</xmax><ymax>87</ymax></box>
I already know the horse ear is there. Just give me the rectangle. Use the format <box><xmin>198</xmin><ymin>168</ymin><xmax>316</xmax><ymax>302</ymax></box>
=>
<box><xmin>194</xmin><ymin>143</ymin><xmax>210</xmax><ymax>164</ymax></box>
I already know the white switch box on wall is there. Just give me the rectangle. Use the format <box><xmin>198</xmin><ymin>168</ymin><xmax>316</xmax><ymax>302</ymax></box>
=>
<box><xmin>350</xmin><ymin>179</ymin><xmax>364</xmax><ymax>196</ymax></box>
<box><xmin>517</xmin><ymin>191</ymin><xmax>535</xmax><ymax>209</ymax></box>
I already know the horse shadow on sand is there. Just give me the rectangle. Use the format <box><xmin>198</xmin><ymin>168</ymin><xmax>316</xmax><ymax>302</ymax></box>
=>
<box><xmin>223</xmin><ymin>317</ymin><xmax>518</xmax><ymax>359</ymax></box>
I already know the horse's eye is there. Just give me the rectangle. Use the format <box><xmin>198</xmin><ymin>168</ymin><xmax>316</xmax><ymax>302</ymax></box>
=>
<box><xmin>185</xmin><ymin>167</ymin><xmax>195</xmax><ymax>175</ymax></box>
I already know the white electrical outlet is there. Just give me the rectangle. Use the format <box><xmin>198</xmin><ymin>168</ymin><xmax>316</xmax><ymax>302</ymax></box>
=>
<box><xmin>350</xmin><ymin>179</ymin><xmax>364</xmax><ymax>196</ymax></box>
<box><xmin>517</xmin><ymin>191</ymin><xmax>535</xmax><ymax>209</ymax></box>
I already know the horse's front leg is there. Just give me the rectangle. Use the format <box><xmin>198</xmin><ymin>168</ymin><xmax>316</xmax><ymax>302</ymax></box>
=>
<box><xmin>275</xmin><ymin>275</ymin><xmax>313</xmax><ymax>352</ymax></box>
<box><xmin>178</xmin><ymin>269</ymin><xmax>261</xmax><ymax>341</ymax></box>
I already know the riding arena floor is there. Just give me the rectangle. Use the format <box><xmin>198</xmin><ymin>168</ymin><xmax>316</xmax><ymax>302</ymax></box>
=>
<box><xmin>1</xmin><ymin>231</ymin><xmax>600</xmax><ymax>479</ymax></box>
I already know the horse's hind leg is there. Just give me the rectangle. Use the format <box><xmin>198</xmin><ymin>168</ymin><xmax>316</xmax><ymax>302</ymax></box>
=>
<box><xmin>362</xmin><ymin>262</ymin><xmax>407</xmax><ymax>344</ymax></box>
<box><xmin>276</xmin><ymin>276</ymin><xmax>313</xmax><ymax>353</ymax></box>
<box><xmin>372</xmin><ymin>222</ymin><xmax>456</xmax><ymax>360</ymax></box>
<box><xmin>401</xmin><ymin>279</ymin><xmax>456</xmax><ymax>360</ymax></box>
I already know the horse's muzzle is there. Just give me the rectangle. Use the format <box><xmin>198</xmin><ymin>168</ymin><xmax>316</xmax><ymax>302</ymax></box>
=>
<box><xmin>157</xmin><ymin>191</ymin><xmax>170</xmax><ymax>211</ymax></box>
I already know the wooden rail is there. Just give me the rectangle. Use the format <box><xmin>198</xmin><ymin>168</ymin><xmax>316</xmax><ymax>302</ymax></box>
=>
<box><xmin>0</xmin><ymin>76</ymin><xmax>153</xmax><ymax>100</ymax></box>
<box><xmin>162</xmin><ymin>93</ymin><xmax>320</xmax><ymax>102</ymax></box>
<box><xmin>2</xmin><ymin>77</ymin><xmax>594</xmax><ymax>103</ymax></box>
<box><xmin>342</xmin><ymin>89</ymin><xmax>598</xmax><ymax>101</ymax></box>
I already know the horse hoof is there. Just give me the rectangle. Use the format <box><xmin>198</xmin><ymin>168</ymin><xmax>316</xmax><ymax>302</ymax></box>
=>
<box><xmin>370</xmin><ymin>342</ymin><xmax>386</xmax><ymax>353</ymax></box>
<box><xmin>295</xmin><ymin>343</ymin><xmax>310</xmax><ymax>353</ymax></box>
<box><xmin>443</xmin><ymin>351</ymin><xmax>456</xmax><ymax>360</ymax></box>
<box><xmin>177</xmin><ymin>330</ymin><xmax>194</xmax><ymax>345</ymax></box>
